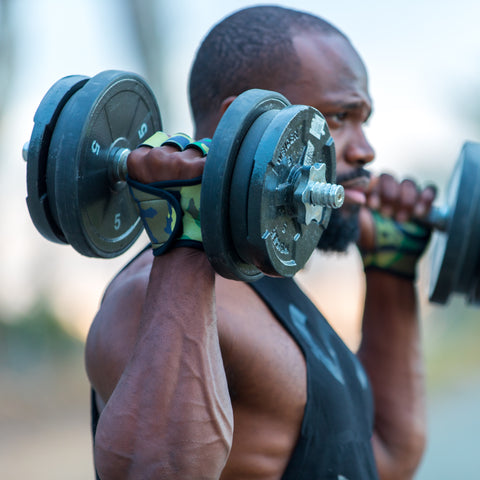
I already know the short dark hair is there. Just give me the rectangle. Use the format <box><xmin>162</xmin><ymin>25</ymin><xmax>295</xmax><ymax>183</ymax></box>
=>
<box><xmin>188</xmin><ymin>5</ymin><xmax>345</xmax><ymax>130</ymax></box>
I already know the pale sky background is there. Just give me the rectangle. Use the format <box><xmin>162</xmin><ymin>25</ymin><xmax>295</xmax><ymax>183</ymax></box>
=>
<box><xmin>3</xmin><ymin>0</ymin><xmax>480</xmax><ymax>330</ymax></box>
<box><xmin>1</xmin><ymin>1</ymin><xmax>480</xmax><ymax>477</ymax></box>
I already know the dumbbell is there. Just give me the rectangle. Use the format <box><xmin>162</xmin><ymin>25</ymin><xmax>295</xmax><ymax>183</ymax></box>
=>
<box><xmin>361</xmin><ymin>142</ymin><xmax>480</xmax><ymax>306</ymax></box>
<box><xmin>23</xmin><ymin>70</ymin><xmax>344</xmax><ymax>282</ymax></box>
<box><xmin>23</xmin><ymin>70</ymin><xmax>480</xmax><ymax>305</ymax></box>
<box><xmin>425</xmin><ymin>141</ymin><xmax>480</xmax><ymax>305</ymax></box>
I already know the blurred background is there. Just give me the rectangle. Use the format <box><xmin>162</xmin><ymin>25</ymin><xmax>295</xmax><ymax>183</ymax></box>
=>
<box><xmin>1</xmin><ymin>0</ymin><xmax>480</xmax><ymax>478</ymax></box>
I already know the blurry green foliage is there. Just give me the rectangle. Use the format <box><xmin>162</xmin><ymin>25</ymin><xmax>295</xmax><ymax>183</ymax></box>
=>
<box><xmin>0</xmin><ymin>299</ymin><xmax>83</xmax><ymax>371</ymax></box>
<box><xmin>423</xmin><ymin>299</ymin><xmax>480</xmax><ymax>390</ymax></box>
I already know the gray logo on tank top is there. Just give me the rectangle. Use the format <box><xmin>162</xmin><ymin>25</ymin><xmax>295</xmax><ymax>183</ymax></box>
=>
<box><xmin>289</xmin><ymin>303</ymin><xmax>345</xmax><ymax>385</ymax></box>
<box><xmin>288</xmin><ymin>303</ymin><xmax>370</xmax><ymax>391</ymax></box>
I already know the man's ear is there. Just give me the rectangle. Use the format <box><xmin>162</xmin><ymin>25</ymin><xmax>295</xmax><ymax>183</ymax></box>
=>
<box><xmin>202</xmin><ymin>96</ymin><xmax>237</xmax><ymax>137</ymax></box>
<box><xmin>219</xmin><ymin>96</ymin><xmax>237</xmax><ymax>116</ymax></box>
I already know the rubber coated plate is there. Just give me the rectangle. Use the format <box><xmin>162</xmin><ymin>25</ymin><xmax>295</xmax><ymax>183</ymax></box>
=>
<box><xmin>26</xmin><ymin>75</ymin><xmax>89</xmax><ymax>244</ymax></box>
<box><xmin>455</xmin><ymin>146</ymin><xmax>480</xmax><ymax>303</ymax></box>
<box><xmin>46</xmin><ymin>70</ymin><xmax>162</xmax><ymax>257</ymax></box>
<box><xmin>429</xmin><ymin>142</ymin><xmax>480</xmax><ymax>304</ymax></box>
<box><xmin>229</xmin><ymin>109</ymin><xmax>280</xmax><ymax>270</ymax></box>
<box><xmin>247</xmin><ymin>105</ymin><xmax>336</xmax><ymax>277</ymax></box>
<box><xmin>201</xmin><ymin>89</ymin><xmax>290</xmax><ymax>281</ymax></box>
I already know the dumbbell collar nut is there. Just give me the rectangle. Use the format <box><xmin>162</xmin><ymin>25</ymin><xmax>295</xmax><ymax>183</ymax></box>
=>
<box><xmin>108</xmin><ymin>147</ymin><xmax>131</xmax><ymax>183</ymax></box>
<box><xmin>293</xmin><ymin>162</ymin><xmax>344</xmax><ymax>225</ymax></box>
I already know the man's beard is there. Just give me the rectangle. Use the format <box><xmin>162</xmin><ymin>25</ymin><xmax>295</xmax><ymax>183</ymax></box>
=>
<box><xmin>317</xmin><ymin>168</ymin><xmax>369</xmax><ymax>253</ymax></box>
<box><xmin>317</xmin><ymin>205</ymin><xmax>360</xmax><ymax>252</ymax></box>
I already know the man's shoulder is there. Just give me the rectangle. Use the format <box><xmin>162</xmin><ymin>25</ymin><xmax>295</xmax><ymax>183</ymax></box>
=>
<box><xmin>215</xmin><ymin>276</ymin><xmax>275</xmax><ymax>326</ymax></box>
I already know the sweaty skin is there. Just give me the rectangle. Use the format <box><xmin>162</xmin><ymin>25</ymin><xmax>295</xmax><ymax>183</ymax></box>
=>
<box><xmin>86</xmin><ymin>32</ymin><xmax>433</xmax><ymax>479</ymax></box>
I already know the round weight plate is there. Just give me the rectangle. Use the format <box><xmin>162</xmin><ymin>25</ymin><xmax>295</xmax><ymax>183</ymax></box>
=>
<box><xmin>47</xmin><ymin>70</ymin><xmax>162</xmax><ymax>258</ymax></box>
<box><xmin>26</xmin><ymin>75</ymin><xmax>89</xmax><ymax>244</ymax></box>
<box><xmin>201</xmin><ymin>89</ymin><xmax>290</xmax><ymax>281</ymax></box>
<box><xmin>230</xmin><ymin>109</ymin><xmax>280</xmax><ymax>272</ymax></box>
<box><xmin>247</xmin><ymin>105</ymin><xmax>335</xmax><ymax>277</ymax></box>
<box><xmin>429</xmin><ymin>142</ymin><xmax>480</xmax><ymax>304</ymax></box>
<box><xmin>455</xmin><ymin>155</ymin><xmax>480</xmax><ymax>303</ymax></box>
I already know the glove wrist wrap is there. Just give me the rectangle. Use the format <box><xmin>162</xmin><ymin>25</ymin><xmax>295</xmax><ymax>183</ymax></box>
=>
<box><xmin>128</xmin><ymin>176</ymin><xmax>203</xmax><ymax>255</ymax></box>
<box><xmin>360</xmin><ymin>211</ymin><xmax>431</xmax><ymax>280</ymax></box>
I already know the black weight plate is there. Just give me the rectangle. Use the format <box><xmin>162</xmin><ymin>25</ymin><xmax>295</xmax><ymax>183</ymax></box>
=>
<box><xmin>448</xmin><ymin>142</ymin><xmax>480</xmax><ymax>305</ymax></box>
<box><xmin>230</xmin><ymin>108</ymin><xmax>279</xmax><ymax>273</ymax></box>
<box><xmin>429</xmin><ymin>142</ymin><xmax>480</xmax><ymax>304</ymax></box>
<box><xmin>201</xmin><ymin>89</ymin><xmax>290</xmax><ymax>281</ymax></box>
<box><xmin>47</xmin><ymin>70</ymin><xmax>162</xmax><ymax>258</ymax></box>
<box><xmin>26</xmin><ymin>75</ymin><xmax>90</xmax><ymax>244</ymax></box>
<box><xmin>247</xmin><ymin>105</ymin><xmax>336</xmax><ymax>277</ymax></box>
<box><xmin>456</xmin><ymin>152</ymin><xmax>480</xmax><ymax>301</ymax></box>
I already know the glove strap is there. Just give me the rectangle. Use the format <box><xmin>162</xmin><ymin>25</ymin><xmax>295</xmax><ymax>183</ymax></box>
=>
<box><xmin>128</xmin><ymin>176</ymin><xmax>203</xmax><ymax>255</ymax></box>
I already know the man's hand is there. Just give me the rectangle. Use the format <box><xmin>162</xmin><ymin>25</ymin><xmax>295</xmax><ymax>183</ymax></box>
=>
<box><xmin>126</xmin><ymin>134</ymin><xmax>209</xmax><ymax>254</ymax></box>
<box><xmin>357</xmin><ymin>173</ymin><xmax>437</xmax><ymax>279</ymax></box>
<box><xmin>358</xmin><ymin>173</ymin><xmax>436</xmax><ymax>250</ymax></box>
<box><xmin>127</xmin><ymin>141</ymin><xmax>206</xmax><ymax>184</ymax></box>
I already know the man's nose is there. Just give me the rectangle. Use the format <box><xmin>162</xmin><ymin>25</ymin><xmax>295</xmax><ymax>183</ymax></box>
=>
<box><xmin>345</xmin><ymin>128</ymin><xmax>375</xmax><ymax>167</ymax></box>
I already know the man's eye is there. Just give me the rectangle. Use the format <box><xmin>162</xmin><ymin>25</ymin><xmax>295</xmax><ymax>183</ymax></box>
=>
<box><xmin>330</xmin><ymin>112</ymin><xmax>348</xmax><ymax>122</ymax></box>
<box><xmin>324</xmin><ymin>112</ymin><xmax>348</xmax><ymax>128</ymax></box>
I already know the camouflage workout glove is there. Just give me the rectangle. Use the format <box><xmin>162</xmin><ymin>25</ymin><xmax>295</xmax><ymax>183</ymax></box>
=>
<box><xmin>127</xmin><ymin>132</ymin><xmax>211</xmax><ymax>255</ymax></box>
<box><xmin>360</xmin><ymin>210</ymin><xmax>431</xmax><ymax>280</ymax></box>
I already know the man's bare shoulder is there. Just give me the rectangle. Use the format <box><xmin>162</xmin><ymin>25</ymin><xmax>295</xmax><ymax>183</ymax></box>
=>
<box><xmin>215</xmin><ymin>276</ymin><xmax>307</xmax><ymax>477</ymax></box>
<box><xmin>215</xmin><ymin>275</ymin><xmax>306</xmax><ymax>408</ymax></box>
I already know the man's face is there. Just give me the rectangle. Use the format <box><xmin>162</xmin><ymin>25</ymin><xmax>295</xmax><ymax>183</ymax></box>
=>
<box><xmin>280</xmin><ymin>33</ymin><xmax>375</xmax><ymax>252</ymax></box>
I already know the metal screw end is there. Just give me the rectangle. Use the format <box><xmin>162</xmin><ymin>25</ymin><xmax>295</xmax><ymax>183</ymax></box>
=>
<box><xmin>22</xmin><ymin>142</ymin><xmax>29</xmax><ymax>161</ymax></box>
<box><xmin>309</xmin><ymin>182</ymin><xmax>344</xmax><ymax>209</ymax></box>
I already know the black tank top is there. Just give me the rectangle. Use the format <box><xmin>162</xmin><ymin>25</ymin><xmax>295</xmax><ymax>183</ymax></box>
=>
<box><xmin>250</xmin><ymin>276</ymin><xmax>379</xmax><ymax>480</ymax></box>
<box><xmin>91</xmin><ymin>256</ymin><xmax>379</xmax><ymax>479</ymax></box>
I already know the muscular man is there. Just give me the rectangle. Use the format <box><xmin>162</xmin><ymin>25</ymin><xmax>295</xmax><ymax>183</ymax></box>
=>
<box><xmin>86</xmin><ymin>6</ymin><xmax>435</xmax><ymax>479</ymax></box>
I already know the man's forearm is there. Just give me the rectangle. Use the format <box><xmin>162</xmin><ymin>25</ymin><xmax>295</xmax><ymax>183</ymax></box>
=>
<box><xmin>94</xmin><ymin>250</ymin><xmax>233</xmax><ymax>479</ymax></box>
<box><xmin>357</xmin><ymin>270</ymin><xmax>426</xmax><ymax>479</ymax></box>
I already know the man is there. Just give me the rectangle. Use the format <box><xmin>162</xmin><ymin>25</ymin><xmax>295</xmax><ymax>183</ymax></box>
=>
<box><xmin>86</xmin><ymin>6</ymin><xmax>435</xmax><ymax>479</ymax></box>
